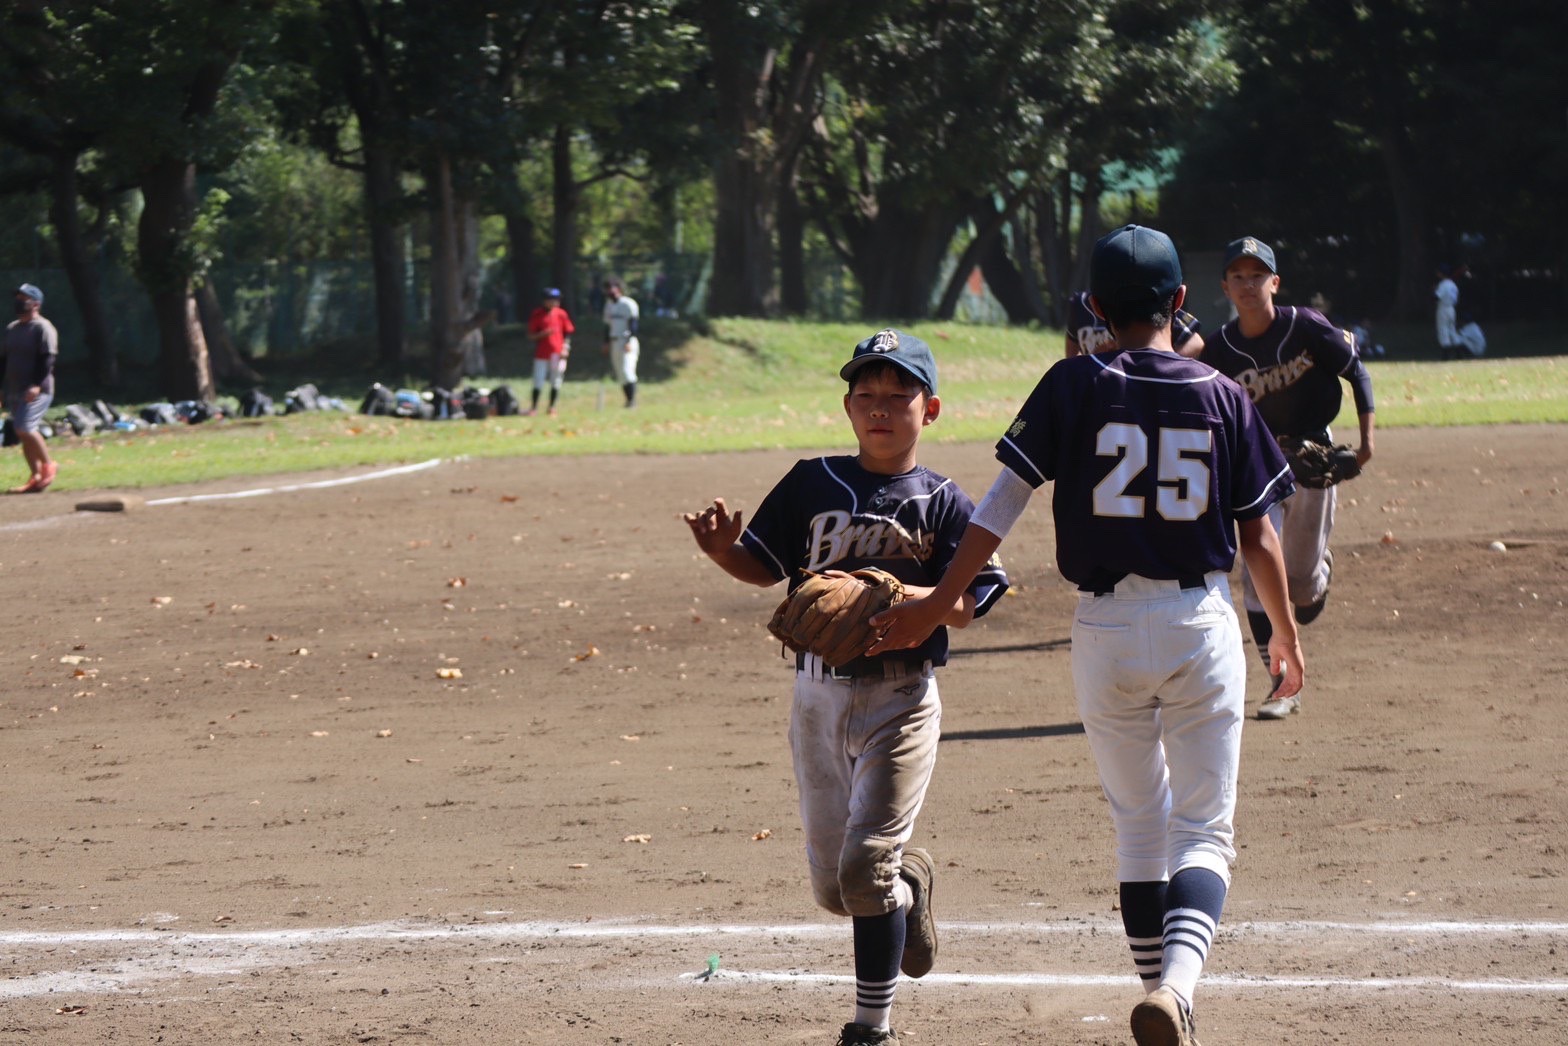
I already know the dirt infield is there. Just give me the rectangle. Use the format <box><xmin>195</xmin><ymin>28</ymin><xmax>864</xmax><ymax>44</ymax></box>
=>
<box><xmin>2</xmin><ymin>424</ymin><xmax>1565</xmax><ymax>1044</ymax></box>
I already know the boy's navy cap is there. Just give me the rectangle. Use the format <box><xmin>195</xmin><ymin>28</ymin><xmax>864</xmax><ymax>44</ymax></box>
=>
<box><xmin>16</xmin><ymin>283</ymin><xmax>43</xmax><ymax>304</ymax></box>
<box><xmin>840</xmin><ymin>328</ymin><xmax>938</xmax><ymax>394</ymax></box>
<box><xmin>1089</xmin><ymin>225</ymin><xmax>1183</xmax><ymax>307</ymax></box>
<box><xmin>1222</xmin><ymin>236</ymin><xmax>1277</xmax><ymax>274</ymax></box>
<box><xmin>543</xmin><ymin>287</ymin><xmax>561</xmax><ymax>297</ymax></box>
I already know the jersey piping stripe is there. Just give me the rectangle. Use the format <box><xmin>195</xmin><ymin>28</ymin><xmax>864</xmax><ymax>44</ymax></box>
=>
<box><xmin>740</xmin><ymin>528</ymin><xmax>790</xmax><ymax>579</ymax></box>
<box><xmin>1236</xmin><ymin>465</ymin><xmax>1296</xmax><ymax>513</ymax></box>
<box><xmin>1216</xmin><ymin>306</ymin><xmax>1300</xmax><ymax>369</ymax></box>
<box><xmin>998</xmin><ymin>441</ymin><xmax>1047</xmax><ymax>486</ymax></box>
<box><xmin>1087</xmin><ymin>352</ymin><xmax>1223</xmax><ymax>386</ymax></box>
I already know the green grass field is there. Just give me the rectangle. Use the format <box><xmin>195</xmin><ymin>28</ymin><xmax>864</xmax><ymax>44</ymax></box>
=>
<box><xmin>32</xmin><ymin>317</ymin><xmax>1568</xmax><ymax>492</ymax></box>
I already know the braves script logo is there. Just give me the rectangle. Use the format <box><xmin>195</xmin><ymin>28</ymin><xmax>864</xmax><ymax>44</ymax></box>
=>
<box><xmin>1233</xmin><ymin>353</ymin><xmax>1316</xmax><ymax>402</ymax></box>
<box><xmin>869</xmin><ymin>329</ymin><xmax>899</xmax><ymax>353</ymax></box>
<box><xmin>803</xmin><ymin>510</ymin><xmax>933</xmax><ymax>571</ymax></box>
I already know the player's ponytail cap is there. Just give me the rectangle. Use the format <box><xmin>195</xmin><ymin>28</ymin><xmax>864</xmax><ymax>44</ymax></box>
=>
<box><xmin>1222</xmin><ymin>236</ymin><xmax>1277</xmax><ymax>274</ymax></box>
<box><xmin>1090</xmin><ymin>225</ymin><xmax>1183</xmax><ymax>307</ymax></box>
<box><xmin>840</xmin><ymin>328</ymin><xmax>938</xmax><ymax>394</ymax></box>
<box><xmin>16</xmin><ymin>283</ymin><xmax>43</xmax><ymax>305</ymax></box>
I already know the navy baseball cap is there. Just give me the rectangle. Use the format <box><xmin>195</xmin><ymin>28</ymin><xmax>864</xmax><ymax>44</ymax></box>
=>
<box><xmin>543</xmin><ymin>287</ymin><xmax>561</xmax><ymax>298</ymax></box>
<box><xmin>1222</xmin><ymin>236</ymin><xmax>1277</xmax><ymax>274</ymax></box>
<box><xmin>840</xmin><ymin>328</ymin><xmax>938</xmax><ymax>394</ymax></box>
<box><xmin>16</xmin><ymin>283</ymin><xmax>43</xmax><ymax>305</ymax></box>
<box><xmin>1089</xmin><ymin>225</ymin><xmax>1183</xmax><ymax>308</ymax></box>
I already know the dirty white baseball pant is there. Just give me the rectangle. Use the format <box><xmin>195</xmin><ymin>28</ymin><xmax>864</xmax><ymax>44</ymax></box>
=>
<box><xmin>1071</xmin><ymin>573</ymin><xmax>1244</xmax><ymax>886</ymax></box>
<box><xmin>1240</xmin><ymin>485</ymin><xmax>1334</xmax><ymax>614</ymax></box>
<box><xmin>789</xmin><ymin>656</ymin><xmax>939</xmax><ymax>917</ymax></box>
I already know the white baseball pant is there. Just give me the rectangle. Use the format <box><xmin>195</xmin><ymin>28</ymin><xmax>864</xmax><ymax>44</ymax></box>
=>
<box><xmin>1071</xmin><ymin>573</ymin><xmax>1244</xmax><ymax>887</ymax></box>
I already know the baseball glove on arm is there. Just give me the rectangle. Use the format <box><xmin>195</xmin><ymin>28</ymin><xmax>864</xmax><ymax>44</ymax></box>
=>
<box><xmin>1280</xmin><ymin>436</ymin><xmax>1361</xmax><ymax>488</ymax></box>
<box><xmin>768</xmin><ymin>568</ymin><xmax>906</xmax><ymax>668</ymax></box>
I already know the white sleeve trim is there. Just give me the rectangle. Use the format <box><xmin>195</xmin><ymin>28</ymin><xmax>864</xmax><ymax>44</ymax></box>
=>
<box><xmin>971</xmin><ymin>467</ymin><xmax>1035</xmax><ymax>539</ymax></box>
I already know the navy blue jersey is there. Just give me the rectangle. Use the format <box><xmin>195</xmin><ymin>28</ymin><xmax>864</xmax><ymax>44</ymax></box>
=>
<box><xmin>997</xmin><ymin>350</ymin><xmax>1294</xmax><ymax>591</ymax></box>
<box><xmin>742</xmin><ymin>455</ymin><xmax>1009</xmax><ymax>666</ymax></box>
<box><xmin>1068</xmin><ymin>291</ymin><xmax>1202</xmax><ymax>354</ymax></box>
<box><xmin>1199</xmin><ymin>305</ymin><xmax>1364</xmax><ymax>439</ymax></box>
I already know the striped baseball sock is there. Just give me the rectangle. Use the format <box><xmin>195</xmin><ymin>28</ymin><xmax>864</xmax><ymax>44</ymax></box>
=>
<box><xmin>1160</xmin><ymin>868</ymin><xmax>1227</xmax><ymax>1009</ymax></box>
<box><xmin>851</xmin><ymin>909</ymin><xmax>905</xmax><ymax>1030</ymax></box>
<box><xmin>1119</xmin><ymin>880</ymin><xmax>1168</xmax><ymax>993</ymax></box>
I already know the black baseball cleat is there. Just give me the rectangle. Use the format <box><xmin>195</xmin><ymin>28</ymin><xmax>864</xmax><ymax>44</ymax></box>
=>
<box><xmin>899</xmin><ymin>847</ymin><xmax>937</xmax><ymax>977</ymax></box>
<box><xmin>837</xmin><ymin>1022</ymin><xmax>900</xmax><ymax>1045</ymax></box>
<box><xmin>1295</xmin><ymin>548</ymin><xmax>1334</xmax><ymax>625</ymax></box>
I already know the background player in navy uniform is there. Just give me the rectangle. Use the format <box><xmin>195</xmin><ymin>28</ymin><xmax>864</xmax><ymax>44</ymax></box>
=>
<box><xmin>1200</xmin><ymin>236</ymin><xmax>1374</xmax><ymax>719</ymax></box>
<box><xmin>681</xmin><ymin>329</ymin><xmax>1008</xmax><ymax>1046</ymax></box>
<box><xmin>1065</xmin><ymin>288</ymin><xmax>1205</xmax><ymax>359</ymax></box>
<box><xmin>871</xmin><ymin>226</ymin><xmax>1304</xmax><ymax>1046</ymax></box>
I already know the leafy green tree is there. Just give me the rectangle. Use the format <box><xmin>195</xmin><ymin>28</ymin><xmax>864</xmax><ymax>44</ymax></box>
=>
<box><xmin>1162</xmin><ymin>0</ymin><xmax>1564</xmax><ymax>321</ymax></box>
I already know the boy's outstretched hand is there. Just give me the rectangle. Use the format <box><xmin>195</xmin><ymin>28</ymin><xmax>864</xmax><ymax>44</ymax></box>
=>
<box><xmin>682</xmin><ymin>497</ymin><xmax>744</xmax><ymax>557</ymax></box>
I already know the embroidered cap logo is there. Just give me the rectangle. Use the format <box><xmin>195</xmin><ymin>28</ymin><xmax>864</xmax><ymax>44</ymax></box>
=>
<box><xmin>870</xmin><ymin>329</ymin><xmax>899</xmax><ymax>354</ymax></box>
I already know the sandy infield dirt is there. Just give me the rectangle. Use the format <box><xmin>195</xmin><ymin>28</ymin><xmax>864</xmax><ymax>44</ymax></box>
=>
<box><xmin>1</xmin><ymin>423</ymin><xmax>1565</xmax><ymax>1044</ymax></box>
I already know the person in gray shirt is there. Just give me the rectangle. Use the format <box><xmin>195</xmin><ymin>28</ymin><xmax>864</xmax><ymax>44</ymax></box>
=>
<box><xmin>4</xmin><ymin>283</ymin><xmax>59</xmax><ymax>493</ymax></box>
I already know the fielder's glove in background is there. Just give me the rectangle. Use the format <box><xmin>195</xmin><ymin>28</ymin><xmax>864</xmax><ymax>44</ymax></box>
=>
<box><xmin>768</xmin><ymin>568</ymin><xmax>906</xmax><ymax>668</ymax></box>
<box><xmin>1280</xmin><ymin>436</ymin><xmax>1361</xmax><ymax>488</ymax></box>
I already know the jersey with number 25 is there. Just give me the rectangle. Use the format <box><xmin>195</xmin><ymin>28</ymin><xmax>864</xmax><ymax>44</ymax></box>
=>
<box><xmin>997</xmin><ymin>349</ymin><xmax>1294</xmax><ymax>590</ymax></box>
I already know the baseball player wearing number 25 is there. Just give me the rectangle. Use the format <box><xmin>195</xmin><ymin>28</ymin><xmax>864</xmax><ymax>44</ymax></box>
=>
<box><xmin>682</xmin><ymin>330</ymin><xmax>1008</xmax><ymax>1046</ymax></box>
<box><xmin>872</xmin><ymin>226</ymin><xmax>1305</xmax><ymax>1046</ymax></box>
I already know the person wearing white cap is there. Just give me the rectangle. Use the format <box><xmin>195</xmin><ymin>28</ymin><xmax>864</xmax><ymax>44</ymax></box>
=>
<box><xmin>3</xmin><ymin>283</ymin><xmax>59</xmax><ymax>493</ymax></box>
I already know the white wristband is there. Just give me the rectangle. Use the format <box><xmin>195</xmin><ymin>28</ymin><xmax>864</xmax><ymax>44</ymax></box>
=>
<box><xmin>971</xmin><ymin>467</ymin><xmax>1035</xmax><ymax>539</ymax></box>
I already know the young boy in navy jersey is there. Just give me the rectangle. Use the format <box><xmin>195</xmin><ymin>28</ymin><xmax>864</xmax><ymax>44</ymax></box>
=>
<box><xmin>682</xmin><ymin>329</ymin><xmax>1009</xmax><ymax>1046</ymax></box>
<box><xmin>873</xmin><ymin>227</ymin><xmax>1304</xmax><ymax>1046</ymax></box>
<box><xmin>1199</xmin><ymin>236</ymin><xmax>1374</xmax><ymax>719</ymax></box>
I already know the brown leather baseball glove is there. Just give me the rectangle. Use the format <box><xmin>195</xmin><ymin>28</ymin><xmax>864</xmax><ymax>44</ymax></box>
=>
<box><xmin>767</xmin><ymin>568</ymin><xmax>906</xmax><ymax>668</ymax></box>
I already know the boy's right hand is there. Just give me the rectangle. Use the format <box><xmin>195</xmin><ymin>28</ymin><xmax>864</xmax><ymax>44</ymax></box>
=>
<box><xmin>682</xmin><ymin>497</ymin><xmax>744</xmax><ymax>557</ymax></box>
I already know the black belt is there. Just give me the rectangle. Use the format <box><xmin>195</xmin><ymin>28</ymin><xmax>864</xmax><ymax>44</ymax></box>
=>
<box><xmin>1080</xmin><ymin>574</ymin><xmax>1208</xmax><ymax>598</ymax></box>
<box><xmin>796</xmin><ymin>651</ymin><xmax>931</xmax><ymax>680</ymax></box>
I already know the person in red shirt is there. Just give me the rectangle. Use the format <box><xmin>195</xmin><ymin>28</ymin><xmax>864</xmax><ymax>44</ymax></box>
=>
<box><xmin>525</xmin><ymin>288</ymin><xmax>575</xmax><ymax>416</ymax></box>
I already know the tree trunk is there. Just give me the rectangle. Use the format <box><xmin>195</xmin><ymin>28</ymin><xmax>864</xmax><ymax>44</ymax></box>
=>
<box><xmin>1069</xmin><ymin>167</ymin><xmax>1105</xmax><ymax>294</ymax></box>
<box><xmin>137</xmin><ymin>156</ymin><xmax>214</xmax><ymax>402</ymax></box>
<box><xmin>777</xmin><ymin>160</ymin><xmax>808</xmax><ymax>315</ymax></box>
<box><xmin>48</xmin><ymin>152</ymin><xmax>118</xmax><ymax>387</ymax></box>
<box><xmin>1379</xmin><ymin>134</ymin><xmax>1428</xmax><ymax>321</ymax></box>
<box><xmin>852</xmin><ymin>199</ymin><xmax>964</xmax><ymax>319</ymax></box>
<box><xmin>1008</xmin><ymin>211</ymin><xmax>1053</xmax><ymax>324</ymax></box>
<box><xmin>428</xmin><ymin>155</ymin><xmax>463</xmax><ymax>388</ymax></box>
<box><xmin>1034</xmin><ymin>182</ymin><xmax>1069</xmax><ymax>325</ymax></box>
<box><xmin>505</xmin><ymin>211</ymin><xmax>538</xmax><ymax>322</ymax></box>
<box><xmin>710</xmin><ymin>145</ymin><xmax>779</xmax><ymax>317</ymax></box>
<box><xmin>196</xmin><ymin>279</ymin><xmax>262</xmax><ymax>384</ymax></box>
<box><xmin>458</xmin><ymin>199</ymin><xmax>485</xmax><ymax>378</ymax></box>
<box><xmin>363</xmin><ymin>139</ymin><xmax>406</xmax><ymax>370</ymax></box>
<box><xmin>551</xmin><ymin>123</ymin><xmax>579</xmax><ymax>314</ymax></box>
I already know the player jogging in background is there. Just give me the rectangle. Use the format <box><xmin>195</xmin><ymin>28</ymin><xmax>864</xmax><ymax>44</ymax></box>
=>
<box><xmin>872</xmin><ymin>225</ymin><xmax>1304</xmax><ymax>1046</ymax></box>
<box><xmin>1065</xmin><ymin>288</ymin><xmax>1205</xmax><ymax>359</ymax></box>
<box><xmin>525</xmin><ymin>287</ymin><xmax>574</xmax><ymax>416</ymax></box>
<box><xmin>1199</xmin><ymin>236</ymin><xmax>1374</xmax><ymax>719</ymax></box>
<box><xmin>682</xmin><ymin>329</ymin><xmax>1008</xmax><ymax>1046</ymax></box>
<box><xmin>602</xmin><ymin>277</ymin><xmax>640</xmax><ymax>408</ymax></box>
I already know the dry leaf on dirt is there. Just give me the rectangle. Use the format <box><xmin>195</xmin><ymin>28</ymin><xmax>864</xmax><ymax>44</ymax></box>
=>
<box><xmin>150</xmin><ymin>596</ymin><xmax>172</xmax><ymax>606</ymax></box>
<box><xmin>752</xmin><ymin>829</ymin><xmax>773</xmax><ymax>841</ymax></box>
<box><xmin>59</xmin><ymin>654</ymin><xmax>87</xmax><ymax>665</ymax></box>
<box><xmin>447</xmin><ymin>577</ymin><xmax>467</xmax><ymax>588</ymax></box>
<box><xmin>213</xmin><ymin>914</ymin><xmax>234</xmax><ymax>924</ymax></box>
<box><xmin>55</xmin><ymin>1005</ymin><xmax>87</xmax><ymax>1015</ymax></box>
<box><xmin>376</xmin><ymin>729</ymin><xmax>393</xmax><ymax>738</ymax></box>
<box><xmin>436</xmin><ymin>667</ymin><xmax>463</xmax><ymax>679</ymax></box>
<box><xmin>224</xmin><ymin>660</ymin><xmax>261</xmax><ymax>669</ymax></box>
<box><xmin>571</xmin><ymin>646</ymin><xmax>600</xmax><ymax>662</ymax></box>
<box><xmin>621</xmin><ymin>734</ymin><xmax>640</xmax><ymax>742</ymax></box>
<box><xmin>623</xmin><ymin>834</ymin><xmax>651</xmax><ymax>844</ymax></box>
